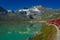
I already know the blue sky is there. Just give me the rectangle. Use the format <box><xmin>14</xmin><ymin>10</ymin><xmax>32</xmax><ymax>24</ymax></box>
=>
<box><xmin>0</xmin><ymin>0</ymin><xmax>60</xmax><ymax>10</ymax></box>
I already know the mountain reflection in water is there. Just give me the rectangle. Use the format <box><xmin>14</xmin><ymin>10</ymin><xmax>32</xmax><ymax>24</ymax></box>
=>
<box><xmin>0</xmin><ymin>22</ymin><xmax>43</xmax><ymax>40</ymax></box>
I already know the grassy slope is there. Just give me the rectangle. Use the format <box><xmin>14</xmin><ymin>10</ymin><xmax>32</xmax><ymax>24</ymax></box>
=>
<box><xmin>31</xmin><ymin>23</ymin><xmax>57</xmax><ymax>40</ymax></box>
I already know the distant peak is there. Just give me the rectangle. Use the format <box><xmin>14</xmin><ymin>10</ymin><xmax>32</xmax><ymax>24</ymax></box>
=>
<box><xmin>33</xmin><ymin>5</ymin><xmax>44</xmax><ymax>8</ymax></box>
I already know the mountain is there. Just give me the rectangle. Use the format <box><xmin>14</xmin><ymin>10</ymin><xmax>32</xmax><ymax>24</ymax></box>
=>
<box><xmin>0</xmin><ymin>5</ymin><xmax>60</xmax><ymax>21</ymax></box>
<box><xmin>16</xmin><ymin>5</ymin><xmax>59</xmax><ymax>20</ymax></box>
<box><xmin>7</xmin><ymin>10</ymin><xmax>15</xmax><ymax>16</ymax></box>
<box><xmin>17</xmin><ymin>6</ymin><xmax>42</xmax><ymax>20</ymax></box>
<box><xmin>15</xmin><ymin>5</ymin><xmax>56</xmax><ymax>21</ymax></box>
<box><xmin>7</xmin><ymin>10</ymin><xmax>15</xmax><ymax>13</ymax></box>
<box><xmin>0</xmin><ymin>7</ymin><xmax>7</xmax><ymax>15</ymax></box>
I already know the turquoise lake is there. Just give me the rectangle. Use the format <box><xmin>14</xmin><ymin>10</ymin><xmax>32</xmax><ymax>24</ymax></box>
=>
<box><xmin>0</xmin><ymin>22</ymin><xmax>43</xmax><ymax>40</ymax></box>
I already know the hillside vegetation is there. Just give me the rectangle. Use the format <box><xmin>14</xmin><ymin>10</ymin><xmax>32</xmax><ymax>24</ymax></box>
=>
<box><xmin>29</xmin><ymin>23</ymin><xmax>57</xmax><ymax>40</ymax></box>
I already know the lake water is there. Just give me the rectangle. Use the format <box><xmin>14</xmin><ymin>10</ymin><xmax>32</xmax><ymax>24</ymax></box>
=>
<box><xmin>0</xmin><ymin>22</ymin><xmax>43</xmax><ymax>40</ymax></box>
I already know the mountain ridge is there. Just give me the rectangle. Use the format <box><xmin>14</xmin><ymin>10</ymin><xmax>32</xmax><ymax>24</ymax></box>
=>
<box><xmin>0</xmin><ymin>5</ymin><xmax>60</xmax><ymax>21</ymax></box>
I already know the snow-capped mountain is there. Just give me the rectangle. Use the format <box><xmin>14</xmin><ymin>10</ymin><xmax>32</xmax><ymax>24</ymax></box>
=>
<box><xmin>7</xmin><ymin>10</ymin><xmax>15</xmax><ymax>13</ymax></box>
<box><xmin>18</xmin><ymin>6</ymin><xmax>42</xmax><ymax>16</ymax></box>
<box><xmin>29</xmin><ymin>6</ymin><xmax>41</xmax><ymax>12</ymax></box>
<box><xmin>17</xmin><ymin>5</ymin><xmax>54</xmax><ymax>19</ymax></box>
<box><xmin>18</xmin><ymin>6</ymin><xmax>52</xmax><ymax>20</ymax></box>
<box><xmin>7</xmin><ymin>10</ymin><xmax>12</xmax><ymax>12</ymax></box>
<box><xmin>18</xmin><ymin>8</ymin><xmax>30</xmax><ymax>15</ymax></box>
<box><xmin>0</xmin><ymin>5</ymin><xmax>60</xmax><ymax>21</ymax></box>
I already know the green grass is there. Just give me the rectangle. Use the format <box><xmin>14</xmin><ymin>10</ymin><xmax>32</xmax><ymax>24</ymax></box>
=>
<box><xmin>30</xmin><ymin>23</ymin><xmax>57</xmax><ymax>40</ymax></box>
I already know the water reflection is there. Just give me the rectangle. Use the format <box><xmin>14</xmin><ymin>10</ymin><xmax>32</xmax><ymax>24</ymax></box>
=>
<box><xmin>0</xmin><ymin>22</ymin><xmax>43</xmax><ymax>40</ymax></box>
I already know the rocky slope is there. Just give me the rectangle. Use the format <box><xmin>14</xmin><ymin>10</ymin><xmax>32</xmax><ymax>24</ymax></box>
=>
<box><xmin>0</xmin><ymin>5</ymin><xmax>60</xmax><ymax>21</ymax></box>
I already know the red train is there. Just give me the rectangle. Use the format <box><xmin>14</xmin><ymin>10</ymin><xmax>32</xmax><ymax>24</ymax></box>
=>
<box><xmin>47</xmin><ymin>18</ymin><xmax>60</xmax><ymax>30</ymax></box>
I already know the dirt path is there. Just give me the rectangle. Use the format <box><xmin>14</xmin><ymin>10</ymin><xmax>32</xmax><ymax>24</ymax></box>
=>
<box><xmin>48</xmin><ymin>24</ymin><xmax>60</xmax><ymax>40</ymax></box>
<box><xmin>54</xmin><ymin>25</ymin><xmax>60</xmax><ymax>40</ymax></box>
